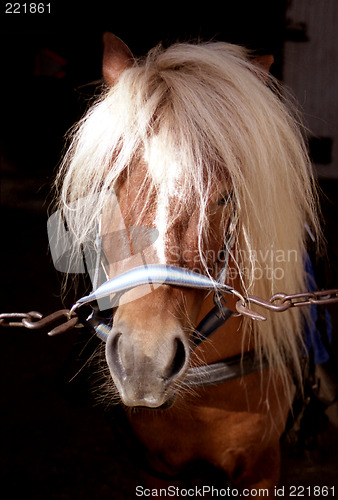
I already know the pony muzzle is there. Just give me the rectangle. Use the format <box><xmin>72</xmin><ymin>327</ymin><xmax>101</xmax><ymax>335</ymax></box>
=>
<box><xmin>105</xmin><ymin>324</ymin><xmax>189</xmax><ymax>408</ymax></box>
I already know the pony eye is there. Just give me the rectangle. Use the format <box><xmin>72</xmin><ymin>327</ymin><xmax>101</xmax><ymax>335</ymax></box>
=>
<box><xmin>218</xmin><ymin>192</ymin><xmax>233</xmax><ymax>206</ymax></box>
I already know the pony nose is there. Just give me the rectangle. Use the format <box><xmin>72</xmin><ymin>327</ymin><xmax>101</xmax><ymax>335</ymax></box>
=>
<box><xmin>105</xmin><ymin>326</ymin><xmax>189</xmax><ymax>407</ymax></box>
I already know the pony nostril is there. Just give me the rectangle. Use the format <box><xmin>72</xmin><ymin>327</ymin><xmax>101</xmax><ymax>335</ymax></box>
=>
<box><xmin>106</xmin><ymin>332</ymin><xmax>125</xmax><ymax>379</ymax></box>
<box><xmin>165</xmin><ymin>338</ymin><xmax>187</xmax><ymax>381</ymax></box>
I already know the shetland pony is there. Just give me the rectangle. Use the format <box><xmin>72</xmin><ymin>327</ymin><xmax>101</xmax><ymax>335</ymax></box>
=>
<box><xmin>55</xmin><ymin>33</ymin><xmax>320</xmax><ymax>495</ymax></box>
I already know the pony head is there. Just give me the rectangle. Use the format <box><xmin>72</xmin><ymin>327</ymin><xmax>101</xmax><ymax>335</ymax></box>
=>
<box><xmin>56</xmin><ymin>34</ymin><xmax>319</xmax><ymax>408</ymax></box>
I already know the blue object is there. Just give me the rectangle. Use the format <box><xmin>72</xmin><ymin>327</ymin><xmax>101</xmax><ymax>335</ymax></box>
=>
<box><xmin>303</xmin><ymin>256</ymin><xmax>332</xmax><ymax>364</ymax></box>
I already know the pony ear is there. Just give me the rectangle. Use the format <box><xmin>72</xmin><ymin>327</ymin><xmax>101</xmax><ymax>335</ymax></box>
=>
<box><xmin>102</xmin><ymin>32</ymin><xmax>134</xmax><ymax>85</ymax></box>
<box><xmin>252</xmin><ymin>54</ymin><xmax>274</xmax><ymax>75</ymax></box>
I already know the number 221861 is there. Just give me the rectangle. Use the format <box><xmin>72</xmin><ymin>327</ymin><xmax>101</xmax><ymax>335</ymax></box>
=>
<box><xmin>5</xmin><ymin>3</ymin><xmax>51</xmax><ymax>14</ymax></box>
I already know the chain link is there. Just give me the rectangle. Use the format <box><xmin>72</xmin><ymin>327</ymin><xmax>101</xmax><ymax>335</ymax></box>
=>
<box><xmin>0</xmin><ymin>311</ymin><xmax>43</xmax><ymax>328</ymax></box>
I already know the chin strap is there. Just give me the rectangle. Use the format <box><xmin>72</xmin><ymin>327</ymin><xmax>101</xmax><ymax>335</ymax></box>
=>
<box><xmin>185</xmin><ymin>352</ymin><xmax>268</xmax><ymax>387</ymax></box>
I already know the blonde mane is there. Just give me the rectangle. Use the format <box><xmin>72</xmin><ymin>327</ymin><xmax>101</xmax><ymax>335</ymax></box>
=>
<box><xmin>56</xmin><ymin>41</ymin><xmax>320</xmax><ymax>385</ymax></box>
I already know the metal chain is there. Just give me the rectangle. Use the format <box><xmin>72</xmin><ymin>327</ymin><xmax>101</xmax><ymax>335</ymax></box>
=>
<box><xmin>236</xmin><ymin>288</ymin><xmax>338</xmax><ymax>320</ymax></box>
<box><xmin>0</xmin><ymin>310</ymin><xmax>79</xmax><ymax>335</ymax></box>
<box><xmin>1</xmin><ymin>288</ymin><xmax>338</xmax><ymax>333</ymax></box>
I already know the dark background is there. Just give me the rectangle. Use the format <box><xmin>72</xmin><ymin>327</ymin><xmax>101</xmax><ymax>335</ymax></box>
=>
<box><xmin>1</xmin><ymin>2</ymin><xmax>338</xmax><ymax>498</ymax></box>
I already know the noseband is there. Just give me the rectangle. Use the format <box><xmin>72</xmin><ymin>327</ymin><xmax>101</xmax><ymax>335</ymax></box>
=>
<box><xmin>71</xmin><ymin>264</ymin><xmax>264</xmax><ymax>387</ymax></box>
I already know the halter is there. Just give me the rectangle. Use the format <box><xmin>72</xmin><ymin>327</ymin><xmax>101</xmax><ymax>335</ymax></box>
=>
<box><xmin>68</xmin><ymin>199</ymin><xmax>265</xmax><ymax>387</ymax></box>
<box><xmin>70</xmin><ymin>258</ymin><xmax>265</xmax><ymax>388</ymax></box>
